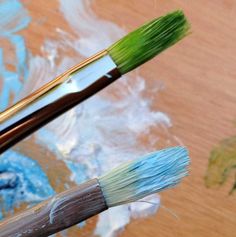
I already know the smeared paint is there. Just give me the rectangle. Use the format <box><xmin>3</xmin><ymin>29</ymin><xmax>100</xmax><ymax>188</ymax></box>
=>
<box><xmin>95</xmin><ymin>206</ymin><xmax>130</xmax><ymax>237</ymax></box>
<box><xmin>130</xmin><ymin>194</ymin><xmax>161</xmax><ymax>218</ymax></box>
<box><xmin>0</xmin><ymin>150</ymin><xmax>54</xmax><ymax>219</ymax></box>
<box><xmin>0</xmin><ymin>0</ymin><xmax>55</xmax><ymax>220</ymax></box>
<box><xmin>95</xmin><ymin>194</ymin><xmax>160</xmax><ymax>237</ymax></box>
<box><xmin>0</xmin><ymin>0</ymin><xmax>30</xmax><ymax>111</ymax></box>
<box><xmin>205</xmin><ymin>136</ymin><xmax>236</xmax><ymax>194</ymax></box>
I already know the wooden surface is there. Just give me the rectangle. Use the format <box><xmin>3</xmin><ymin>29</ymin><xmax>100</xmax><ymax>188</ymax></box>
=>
<box><xmin>16</xmin><ymin>0</ymin><xmax>236</xmax><ymax>236</ymax></box>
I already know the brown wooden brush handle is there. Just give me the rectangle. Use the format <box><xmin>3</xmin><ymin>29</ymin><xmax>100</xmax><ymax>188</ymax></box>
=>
<box><xmin>0</xmin><ymin>179</ymin><xmax>107</xmax><ymax>237</ymax></box>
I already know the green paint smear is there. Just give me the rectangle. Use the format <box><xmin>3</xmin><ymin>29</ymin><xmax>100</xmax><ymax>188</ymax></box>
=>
<box><xmin>205</xmin><ymin>136</ymin><xmax>236</xmax><ymax>194</ymax></box>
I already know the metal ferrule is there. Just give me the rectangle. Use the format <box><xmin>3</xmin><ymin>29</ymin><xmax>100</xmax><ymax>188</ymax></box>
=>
<box><xmin>0</xmin><ymin>50</ymin><xmax>120</xmax><ymax>152</ymax></box>
<box><xmin>0</xmin><ymin>50</ymin><xmax>118</xmax><ymax>130</ymax></box>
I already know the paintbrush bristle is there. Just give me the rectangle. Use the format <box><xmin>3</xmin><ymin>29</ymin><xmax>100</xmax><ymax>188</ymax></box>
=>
<box><xmin>108</xmin><ymin>10</ymin><xmax>190</xmax><ymax>75</ymax></box>
<box><xmin>98</xmin><ymin>146</ymin><xmax>189</xmax><ymax>207</ymax></box>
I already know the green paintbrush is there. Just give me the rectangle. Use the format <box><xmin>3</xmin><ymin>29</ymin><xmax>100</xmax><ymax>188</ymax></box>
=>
<box><xmin>0</xmin><ymin>10</ymin><xmax>190</xmax><ymax>153</ymax></box>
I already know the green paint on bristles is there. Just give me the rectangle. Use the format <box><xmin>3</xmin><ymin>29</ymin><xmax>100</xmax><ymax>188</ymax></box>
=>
<box><xmin>108</xmin><ymin>10</ymin><xmax>190</xmax><ymax>75</ymax></box>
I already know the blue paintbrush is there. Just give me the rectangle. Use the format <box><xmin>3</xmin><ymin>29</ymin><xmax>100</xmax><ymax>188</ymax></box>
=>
<box><xmin>0</xmin><ymin>146</ymin><xmax>189</xmax><ymax>237</ymax></box>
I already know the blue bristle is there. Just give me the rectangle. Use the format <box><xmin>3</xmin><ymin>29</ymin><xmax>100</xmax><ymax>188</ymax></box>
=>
<box><xmin>133</xmin><ymin>147</ymin><xmax>189</xmax><ymax>195</ymax></box>
<box><xmin>99</xmin><ymin>146</ymin><xmax>189</xmax><ymax>207</ymax></box>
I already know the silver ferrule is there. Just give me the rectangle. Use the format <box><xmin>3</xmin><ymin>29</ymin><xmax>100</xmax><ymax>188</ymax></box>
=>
<box><xmin>0</xmin><ymin>51</ymin><xmax>119</xmax><ymax>132</ymax></box>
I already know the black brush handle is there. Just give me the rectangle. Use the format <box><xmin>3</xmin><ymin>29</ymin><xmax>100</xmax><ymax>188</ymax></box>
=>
<box><xmin>0</xmin><ymin>179</ymin><xmax>107</xmax><ymax>237</ymax></box>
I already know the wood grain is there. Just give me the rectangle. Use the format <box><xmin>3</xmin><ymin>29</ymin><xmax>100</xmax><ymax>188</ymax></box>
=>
<box><xmin>13</xmin><ymin>0</ymin><xmax>236</xmax><ymax>236</ymax></box>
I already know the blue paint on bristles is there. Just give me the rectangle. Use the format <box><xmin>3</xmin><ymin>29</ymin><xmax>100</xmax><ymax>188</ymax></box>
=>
<box><xmin>99</xmin><ymin>146</ymin><xmax>189</xmax><ymax>207</ymax></box>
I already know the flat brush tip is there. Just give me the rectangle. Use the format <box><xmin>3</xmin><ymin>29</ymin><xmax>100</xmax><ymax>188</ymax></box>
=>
<box><xmin>108</xmin><ymin>10</ymin><xmax>190</xmax><ymax>74</ymax></box>
<box><xmin>99</xmin><ymin>146</ymin><xmax>190</xmax><ymax>207</ymax></box>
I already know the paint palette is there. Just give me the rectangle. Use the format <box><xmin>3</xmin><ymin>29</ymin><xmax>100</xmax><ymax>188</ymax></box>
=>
<box><xmin>0</xmin><ymin>0</ymin><xmax>236</xmax><ymax>237</ymax></box>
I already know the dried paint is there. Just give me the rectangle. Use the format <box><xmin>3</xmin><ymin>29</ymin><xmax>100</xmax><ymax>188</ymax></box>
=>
<box><xmin>205</xmin><ymin>136</ymin><xmax>236</xmax><ymax>194</ymax></box>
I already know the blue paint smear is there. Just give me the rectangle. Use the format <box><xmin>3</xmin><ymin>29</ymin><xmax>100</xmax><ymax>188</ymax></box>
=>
<box><xmin>0</xmin><ymin>1</ymin><xmax>55</xmax><ymax>219</ymax></box>
<box><xmin>10</xmin><ymin>34</ymin><xmax>29</xmax><ymax>82</ymax></box>
<box><xmin>36</xmin><ymin>129</ymin><xmax>64</xmax><ymax>159</ymax></box>
<box><xmin>0</xmin><ymin>48</ymin><xmax>22</xmax><ymax>109</ymax></box>
<box><xmin>0</xmin><ymin>0</ymin><xmax>30</xmax><ymax>35</ymax></box>
<box><xmin>0</xmin><ymin>150</ymin><xmax>55</xmax><ymax>219</ymax></box>
<box><xmin>65</xmin><ymin>161</ymin><xmax>88</xmax><ymax>185</ymax></box>
<box><xmin>0</xmin><ymin>0</ymin><xmax>31</xmax><ymax>111</ymax></box>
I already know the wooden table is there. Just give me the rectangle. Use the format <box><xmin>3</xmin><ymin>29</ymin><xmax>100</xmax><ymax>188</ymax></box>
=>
<box><xmin>13</xmin><ymin>0</ymin><xmax>236</xmax><ymax>236</ymax></box>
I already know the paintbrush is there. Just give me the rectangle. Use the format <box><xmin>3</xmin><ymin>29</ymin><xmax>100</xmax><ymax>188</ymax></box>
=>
<box><xmin>0</xmin><ymin>146</ymin><xmax>189</xmax><ymax>237</ymax></box>
<box><xmin>0</xmin><ymin>10</ymin><xmax>190</xmax><ymax>153</ymax></box>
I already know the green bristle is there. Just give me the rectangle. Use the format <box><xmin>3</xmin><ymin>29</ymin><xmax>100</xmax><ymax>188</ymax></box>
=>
<box><xmin>107</xmin><ymin>10</ymin><xmax>190</xmax><ymax>75</ymax></box>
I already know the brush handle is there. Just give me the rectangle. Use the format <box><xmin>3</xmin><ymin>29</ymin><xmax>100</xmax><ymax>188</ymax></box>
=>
<box><xmin>0</xmin><ymin>52</ymin><xmax>120</xmax><ymax>153</ymax></box>
<box><xmin>0</xmin><ymin>179</ymin><xmax>107</xmax><ymax>237</ymax></box>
